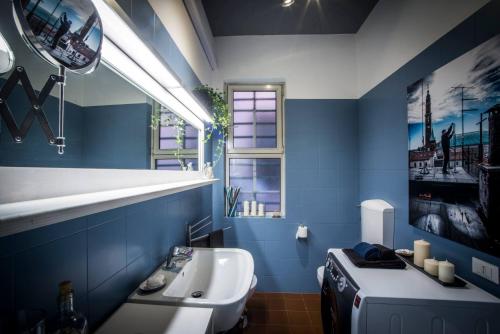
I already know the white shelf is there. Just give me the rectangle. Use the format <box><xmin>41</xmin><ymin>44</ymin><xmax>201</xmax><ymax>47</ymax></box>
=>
<box><xmin>0</xmin><ymin>178</ymin><xmax>217</xmax><ymax>238</ymax></box>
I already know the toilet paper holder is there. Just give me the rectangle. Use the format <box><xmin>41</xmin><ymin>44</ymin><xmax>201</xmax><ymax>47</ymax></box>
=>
<box><xmin>296</xmin><ymin>224</ymin><xmax>308</xmax><ymax>239</ymax></box>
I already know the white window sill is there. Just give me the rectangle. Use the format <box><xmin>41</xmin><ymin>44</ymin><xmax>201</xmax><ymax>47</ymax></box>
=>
<box><xmin>0</xmin><ymin>167</ymin><xmax>217</xmax><ymax>237</ymax></box>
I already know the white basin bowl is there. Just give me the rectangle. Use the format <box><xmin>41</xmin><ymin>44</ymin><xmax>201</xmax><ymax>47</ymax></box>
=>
<box><xmin>128</xmin><ymin>248</ymin><xmax>254</xmax><ymax>332</ymax></box>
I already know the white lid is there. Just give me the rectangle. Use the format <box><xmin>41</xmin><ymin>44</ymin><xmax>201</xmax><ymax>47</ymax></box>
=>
<box><xmin>361</xmin><ymin>199</ymin><xmax>394</xmax><ymax>212</ymax></box>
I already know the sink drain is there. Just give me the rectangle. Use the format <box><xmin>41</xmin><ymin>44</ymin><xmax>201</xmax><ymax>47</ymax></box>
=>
<box><xmin>191</xmin><ymin>291</ymin><xmax>204</xmax><ymax>298</ymax></box>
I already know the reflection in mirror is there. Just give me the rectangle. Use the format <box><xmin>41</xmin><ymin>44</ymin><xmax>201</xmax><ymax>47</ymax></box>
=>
<box><xmin>0</xmin><ymin>3</ymin><xmax>199</xmax><ymax>170</ymax></box>
<box><xmin>151</xmin><ymin>103</ymin><xmax>199</xmax><ymax>171</ymax></box>
<box><xmin>0</xmin><ymin>31</ymin><xmax>15</xmax><ymax>74</ymax></box>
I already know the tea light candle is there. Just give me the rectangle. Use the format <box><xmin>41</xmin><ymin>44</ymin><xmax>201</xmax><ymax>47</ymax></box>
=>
<box><xmin>438</xmin><ymin>260</ymin><xmax>455</xmax><ymax>283</ymax></box>
<box><xmin>413</xmin><ymin>239</ymin><xmax>430</xmax><ymax>267</ymax></box>
<box><xmin>251</xmin><ymin>201</ymin><xmax>257</xmax><ymax>216</ymax></box>
<box><xmin>243</xmin><ymin>201</ymin><xmax>250</xmax><ymax>216</ymax></box>
<box><xmin>424</xmin><ymin>258</ymin><xmax>439</xmax><ymax>276</ymax></box>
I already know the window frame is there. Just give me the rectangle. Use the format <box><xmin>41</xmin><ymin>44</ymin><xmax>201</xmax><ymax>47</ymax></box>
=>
<box><xmin>225</xmin><ymin>84</ymin><xmax>286</xmax><ymax>217</ymax></box>
<box><xmin>151</xmin><ymin>102</ymin><xmax>204</xmax><ymax>170</ymax></box>
<box><xmin>227</xmin><ymin>84</ymin><xmax>284</xmax><ymax>154</ymax></box>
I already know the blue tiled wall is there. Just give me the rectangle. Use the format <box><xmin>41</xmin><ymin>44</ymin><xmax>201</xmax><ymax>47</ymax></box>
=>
<box><xmin>0</xmin><ymin>187</ymin><xmax>211</xmax><ymax>332</ymax></box>
<box><xmin>82</xmin><ymin>103</ymin><xmax>151</xmax><ymax>169</ymax></box>
<box><xmin>0</xmin><ymin>91</ymin><xmax>152</xmax><ymax>169</ymax></box>
<box><xmin>213</xmin><ymin>99</ymin><xmax>360</xmax><ymax>292</ymax></box>
<box><xmin>358</xmin><ymin>1</ymin><xmax>500</xmax><ymax>297</ymax></box>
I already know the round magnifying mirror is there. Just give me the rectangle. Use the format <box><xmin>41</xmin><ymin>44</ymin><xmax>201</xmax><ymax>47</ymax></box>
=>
<box><xmin>13</xmin><ymin>0</ymin><xmax>103</xmax><ymax>74</ymax></box>
<box><xmin>0</xmin><ymin>31</ymin><xmax>15</xmax><ymax>74</ymax></box>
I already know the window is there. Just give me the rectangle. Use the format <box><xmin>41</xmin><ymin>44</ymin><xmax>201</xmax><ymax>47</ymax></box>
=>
<box><xmin>226</xmin><ymin>84</ymin><xmax>285</xmax><ymax>217</ymax></box>
<box><xmin>151</xmin><ymin>102</ymin><xmax>201</xmax><ymax>170</ymax></box>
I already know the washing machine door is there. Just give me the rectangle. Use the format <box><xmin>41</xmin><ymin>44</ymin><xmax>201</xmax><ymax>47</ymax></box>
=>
<box><xmin>321</xmin><ymin>278</ymin><xmax>341</xmax><ymax>334</ymax></box>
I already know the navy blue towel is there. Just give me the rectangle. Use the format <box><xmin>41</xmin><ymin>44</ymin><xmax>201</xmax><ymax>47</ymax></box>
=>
<box><xmin>353</xmin><ymin>242</ymin><xmax>381</xmax><ymax>261</ymax></box>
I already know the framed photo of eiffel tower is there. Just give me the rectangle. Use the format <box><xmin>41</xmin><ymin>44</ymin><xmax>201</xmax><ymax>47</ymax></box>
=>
<box><xmin>407</xmin><ymin>34</ymin><xmax>500</xmax><ymax>257</ymax></box>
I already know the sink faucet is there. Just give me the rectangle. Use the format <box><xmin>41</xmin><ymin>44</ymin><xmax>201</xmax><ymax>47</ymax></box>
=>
<box><xmin>164</xmin><ymin>246</ymin><xmax>193</xmax><ymax>271</ymax></box>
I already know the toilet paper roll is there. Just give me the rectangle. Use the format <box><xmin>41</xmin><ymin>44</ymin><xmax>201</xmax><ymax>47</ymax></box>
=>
<box><xmin>296</xmin><ymin>225</ymin><xmax>308</xmax><ymax>239</ymax></box>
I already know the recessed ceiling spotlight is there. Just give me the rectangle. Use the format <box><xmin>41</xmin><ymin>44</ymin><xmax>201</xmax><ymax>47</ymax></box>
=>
<box><xmin>281</xmin><ymin>0</ymin><xmax>295</xmax><ymax>7</ymax></box>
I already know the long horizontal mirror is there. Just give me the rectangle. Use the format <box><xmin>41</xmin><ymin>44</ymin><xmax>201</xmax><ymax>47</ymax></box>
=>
<box><xmin>0</xmin><ymin>0</ymin><xmax>203</xmax><ymax>171</ymax></box>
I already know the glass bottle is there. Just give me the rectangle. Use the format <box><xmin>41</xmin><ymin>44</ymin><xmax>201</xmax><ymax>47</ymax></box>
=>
<box><xmin>54</xmin><ymin>281</ymin><xmax>88</xmax><ymax>334</ymax></box>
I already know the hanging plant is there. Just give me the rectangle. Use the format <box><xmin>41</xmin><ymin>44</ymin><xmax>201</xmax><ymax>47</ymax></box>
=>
<box><xmin>196</xmin><ymin>84</ymin><xmax>231</xmax><ymax>166</ymax></box>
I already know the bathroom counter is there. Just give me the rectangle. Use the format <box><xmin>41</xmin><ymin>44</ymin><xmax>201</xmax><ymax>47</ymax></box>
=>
<box><xmin>95</xmin><ymin>303</ymin><xmax>213</xmax><ymax>334</ymax></box>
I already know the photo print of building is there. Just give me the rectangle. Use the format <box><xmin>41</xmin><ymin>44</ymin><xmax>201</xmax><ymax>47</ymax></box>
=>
<box><xmin>20</xmin><ymin>0</ymin><xmax>102</xmax><ymax>69</ymax></box>
<box><xmin>408</xmin><ymin>34</ymin><xmax>500</xmax><ymax>257</ymax></box>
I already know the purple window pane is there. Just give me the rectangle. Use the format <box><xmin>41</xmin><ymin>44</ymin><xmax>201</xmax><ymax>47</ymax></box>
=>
<box><xmin>185</xmin><ymin>126</ymin><xmax>198</xmax><ymax>137</ymax></box>
<box><xmin>156</xmin><ymin>159</ymin><xmax>181</xmax><ymax>170</ymax></box>
<box><xmin>234</xmin><ymin>138</ymin><xmax>254</xmax><ymax>148</ymax></box>
<box><xmin>233</xmin><ymin>111</ymin><xmax>253</xmax><ymax>123</ymax></box>
<box><xmin>229</xmin><ymin>159</ymin><xmax>253</xmax><ymax>177</ymax></box>
<box><xmin>256</xmin><ymin>124</ymin><xmax>276</xmax><ymax>137</ymax></box>
<box><xmin>160</xmin><ymin>139</ymin><xmax>178</xmax><ymax>150</ymax></box>
<box><xmin>256</xmin><ymin>177</ymin><xmax>280</xmax><ymax>191</ymax></box>
<box><xmin>185</xmin><ymin>138</ymin><xmax>198</xmax><ymax>149</ymax></box>
<box><xmin>255</xmin><ymin>91</ymin><xmax>276</xmax><ymax>99</ymax></box>
<box><xmin>256</xmin><ymin>193</ymin><xmax>280</xmax><ymax>205</ymax></box>
<box><xmin>256</xmin><ymin>111</ymin><xmax>276</xmax><ymax>123</ymax></box>
<box><xmin>255</xmin><ymin>99</ymin><xmax>276</xmax><ymax>110</ymax></box>
<box><xmin>230</xmin><ymin>178</ymin><xmax>253</xmax><ymax>190</ymax></box>
<box><xmin>256</xmin><ymin>138</ymin><xmax>277</xmax><ymax>148</ymax></box>
<box><xmin>234</xmin><ymin>91</ymin><xmax>254</xmax><ymax>99</ymax></box>
<box><xmin>234</xmin><ymin>124</ymin><xmax>254</xmax><ymax>137</ymax></box>
<box><xmin>234</xmin><ymin>100</ymin><xmax>254</xmax><ymax>110</ymax></box>
<box><xmin>160</xmin><ymin>126</ymin><xmax>176</xmax><ymax>138</ymax></box>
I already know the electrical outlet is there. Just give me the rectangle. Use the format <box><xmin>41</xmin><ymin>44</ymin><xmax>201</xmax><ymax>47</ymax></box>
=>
<box><xmin>472</xmin><ymin>257</ymin><xmax>499</xmax><ymax>284</ymax></box>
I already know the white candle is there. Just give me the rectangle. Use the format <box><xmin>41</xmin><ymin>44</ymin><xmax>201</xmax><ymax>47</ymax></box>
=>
<box><xmin>251</xmin><ymin>201</ymin><xmax>257</xmax><ymax>216</ymax></box>
<box><xmin>413</xmin><ymin>239</ymin><xmax>430</xmax><ymax>267</ymax></box>
<box><xmin>243</xmin><ymin>201</ymin><xmax>250</xmax><ymax>216</ymax></box>
<box><xmin>438</xmin><ymin>260</ymin><xmax>455</xmax><ymax>283</ymax></box>
<box><xmin>424</xmin><ymin>258</ymin><xmax>439</xmax><ymax>276</ymax></box>
<box><xmin>258</xmin><ymin>203</ymin><xmax>265</xmax><ymax>216</ymax></box>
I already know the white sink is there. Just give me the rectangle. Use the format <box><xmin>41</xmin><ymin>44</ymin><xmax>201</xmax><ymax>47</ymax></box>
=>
<box><xmin>129</xmin><ymin>248</ymin><xmax>254</xmax><ymax>332</ymax></box>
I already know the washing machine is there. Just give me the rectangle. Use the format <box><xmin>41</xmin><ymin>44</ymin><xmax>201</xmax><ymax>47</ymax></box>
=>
<box><xmin>321</xmin><ymin>249</ymin><xmax>500</xmax><ymax>334</ymax></box>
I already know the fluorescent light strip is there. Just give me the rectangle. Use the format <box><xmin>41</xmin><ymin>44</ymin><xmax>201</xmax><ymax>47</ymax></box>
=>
<box><xmin>101</xmin><ymin>38</ymin><xmax>204</xmax><ymax>130</ymax></box>
<box><xmin>91</xmin><ymin>0</ymin><xmax>213</xmax><ymax>123</ymax></box>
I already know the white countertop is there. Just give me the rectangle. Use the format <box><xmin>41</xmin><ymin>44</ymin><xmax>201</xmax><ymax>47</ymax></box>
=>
<box><xmin>329</xmin><ymin>248</ymin><xmax>500</xmax><ymax>304</ymax></box>
<box><xmin>95</xmin><ymin>303</ymin><xmax>213</xmax><ymax>334</ymax></box>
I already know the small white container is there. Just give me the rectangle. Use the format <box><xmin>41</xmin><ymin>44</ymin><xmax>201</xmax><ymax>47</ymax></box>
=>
<box><xmin>258</xmin><ymin>203</ymin><xmax>265</xmax><ymax>217</ymax></box>
<box><xmin>251</xmin><ymin>201</ymin><xmax>257</xmax><ymax>216</ymax></box>
<box><xmin>243</xmin><ymin>201</ymin><xmax>250</xmax><ymax>216</ymax></box>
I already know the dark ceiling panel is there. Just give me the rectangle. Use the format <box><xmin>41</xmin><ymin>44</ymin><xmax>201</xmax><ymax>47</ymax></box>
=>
<box><xmin>202</xmin><ymin>0</ymin><xmax>379</xmax><ymax>36</ymax></box>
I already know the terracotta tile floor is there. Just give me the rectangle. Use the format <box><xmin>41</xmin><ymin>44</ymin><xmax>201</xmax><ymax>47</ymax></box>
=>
<box><xmin>227</xmin><ymin>292</ymin><xmax>322</xmax><ymax>334</ymax></box>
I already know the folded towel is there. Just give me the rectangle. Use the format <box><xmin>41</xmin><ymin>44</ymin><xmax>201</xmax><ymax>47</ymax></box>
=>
<box><xmin>374</xmin><ymin>244</ymin><xmax>397</xmax><ymax>260</ymax></box>
<box><xmin>342</xmin><ymin>249</ymin><xmax>406</xmax><ymax>269</ymax></box>
<box><xmin>353</xmin><ymin>242</ymin><xmax>381</xmax><ymax>261</ymax></box>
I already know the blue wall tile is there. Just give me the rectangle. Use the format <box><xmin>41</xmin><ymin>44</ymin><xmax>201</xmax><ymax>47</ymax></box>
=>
<box><xmin>358</xmin><ymin>1</ymin><xmax>500</xmax><ymax>297</ymax></box>
<box><xmin>213</xmin><ymin>99</ymin><xmax>360</xmax><ymax>292</ymax></box>
<box><xmin>88</xmin><ymin>216</ymin><xmax>127</xmax><ymax>291</ymax></box>
<box><xmin>0</xmin><ymin>186</ymin><xmax>210</xmax><ymax>331</ymax></box>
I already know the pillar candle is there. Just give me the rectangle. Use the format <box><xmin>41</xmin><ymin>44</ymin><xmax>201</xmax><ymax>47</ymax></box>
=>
<box><xmin>413</xmin><ymin>239</ymin><xmax>430</xmax><ymax>267</ymax></box>
<box><xmin>258</xmin><ymin>203</ymin><xmax>265</xmax><ymax>217</ymax></box>
<box><xmin>438</xmin><ymin>260</ymin><xmax>455</xmax><ymax>283</ymax></box>
<box><xmin>243</xmin><ymin>201</ymin><xmax>250</xmax><ymax>216</ymax></box>
<box><xmin>251</xmin><ymin>201</ymin><xmax>257</xmax><ymax>216</ymax></box>
<box><xmin>424</xmin><ymin>258</ymin><xmax>439</xmax><ymax>276</ymax></box>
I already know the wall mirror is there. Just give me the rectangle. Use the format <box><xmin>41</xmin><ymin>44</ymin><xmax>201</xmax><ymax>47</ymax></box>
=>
<box><xmin>0</xmin><ymin>1</ymin><xmax>202</xmax><ymax>171</ymax></box>
<box><xmin>0</xmin><ymin>32</ymin><xmax>15</xmax><ymax>74</ymax></box>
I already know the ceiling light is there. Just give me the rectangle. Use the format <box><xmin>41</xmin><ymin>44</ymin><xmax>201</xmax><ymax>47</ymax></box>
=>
<box><xmin>101</xmin><ymin>38</ymin><xmax>204</xmax><ymax>130</ymax></box>
<box><xmin>91</xmin><ymin>0</ymin><xmax>213</xmax><ymax>124</ymax></box>
<box><xmin>281</xmin><ymin>0</ymin><xmax>295</xmax><ymax>7</ymax></box>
